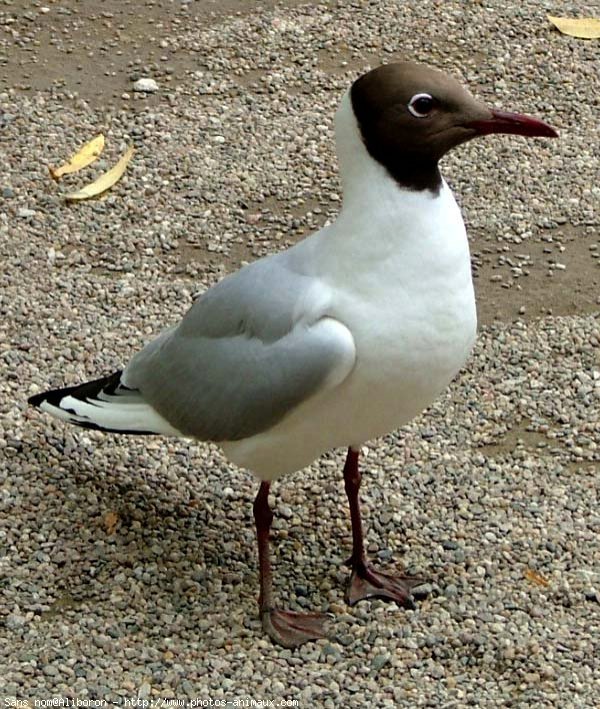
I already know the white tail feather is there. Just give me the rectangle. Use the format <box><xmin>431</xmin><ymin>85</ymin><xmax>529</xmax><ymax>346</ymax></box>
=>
<box><xmin>39</xmin><ymin>394</ymin><xmax>181</xmax><ymax>436</ymax></box>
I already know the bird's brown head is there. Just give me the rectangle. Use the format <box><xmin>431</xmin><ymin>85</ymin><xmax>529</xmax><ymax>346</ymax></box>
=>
<box><xmin>350</xmin><ymin>62</ymin><xmax>558</xmax><ymax>192</ymax></box>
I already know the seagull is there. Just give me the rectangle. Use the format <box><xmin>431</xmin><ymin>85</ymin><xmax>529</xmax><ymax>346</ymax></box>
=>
<box><xmin>29</xmin><ymin>62</ymin><xmax>557</xmax><ymax>648</ymax></box>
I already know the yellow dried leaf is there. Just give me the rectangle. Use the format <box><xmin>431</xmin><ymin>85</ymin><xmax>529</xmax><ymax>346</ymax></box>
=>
<box><xmin>548</xmin><ymin>16</ymin><xmax>600</xmax><ymax>39</ymax></box>
<box><xmin>103</xmin><ymin>510</ymin><xmax>119</xmax><ymax>535</ymax></box>
<box><xmin>524</xmin><ymin>568</ymin><xmax>550</xmax><ymax>587</ymax></box>
<box><xmin>65</xmin><ymin>146</ymin><xmax>134</xmax><ymax>201</ymax></box>
<box><xmin>50</xmin><ymin>134</ymin><xmax>105</xmax><ymax>180</ymax></box>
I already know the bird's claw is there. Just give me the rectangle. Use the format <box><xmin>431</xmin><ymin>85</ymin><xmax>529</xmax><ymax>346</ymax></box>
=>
<box><xmin>346</xmin><ymin>564</ymin><xmax>427</xmax><ymax>608</ymax></box>
<box><xmin>260</xmin><ymin>607</ymin><xmax>331</xmax><ymax>648</ymax></box>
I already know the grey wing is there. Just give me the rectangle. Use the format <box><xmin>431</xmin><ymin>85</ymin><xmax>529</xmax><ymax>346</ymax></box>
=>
<box><xmin>123</xmin><ymin>256</ymin><xmax>355</xmax><ymax>441</ymax></box>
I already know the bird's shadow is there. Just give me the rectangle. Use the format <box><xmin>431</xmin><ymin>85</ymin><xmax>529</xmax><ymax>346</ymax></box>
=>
<box><xmin>18</xmin><ymin>432</ymin><xmax>350</xmax><ymax>648</ymax></box>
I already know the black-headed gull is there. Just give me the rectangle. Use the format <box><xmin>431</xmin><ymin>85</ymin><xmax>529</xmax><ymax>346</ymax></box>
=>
<box><xmin>29</xmin><ymin>62</ymin><xmax>557</xmax><ymax>647</ymax></box>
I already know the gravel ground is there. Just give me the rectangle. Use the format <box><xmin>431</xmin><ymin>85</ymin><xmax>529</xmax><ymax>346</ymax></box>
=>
<box><xmin>1</xmin><ymin>0</ymin><xmax>599</xmax><ymax>705</ymax></box>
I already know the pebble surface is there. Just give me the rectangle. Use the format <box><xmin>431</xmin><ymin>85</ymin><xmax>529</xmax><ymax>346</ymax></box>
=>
<box><xmin>1</xmin><ymin>0</ymin><xmax>599</xmax><ymax>705</ymax></box>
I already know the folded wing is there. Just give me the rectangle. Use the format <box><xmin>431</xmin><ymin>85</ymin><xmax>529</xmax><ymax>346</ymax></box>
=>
<box><xmin>123</xmin><ymin>255</ymin><xmax>356</xmax><ymax>441</ymax></box>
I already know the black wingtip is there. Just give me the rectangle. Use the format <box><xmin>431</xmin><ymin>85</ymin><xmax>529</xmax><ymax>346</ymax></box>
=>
<box><xmin>28</xmin><ymin>386</ymin><xmax>71</xmax><ymax>408</ymax></box>
<box><xmin>28</xmin><ymin>370</ymin><xmax>125</xmax><ymax>409</ymax></box>
<box><xmin>28</xmin><ymin>391</ymin><xmax>48</xmax><ymax>408</ymax></box>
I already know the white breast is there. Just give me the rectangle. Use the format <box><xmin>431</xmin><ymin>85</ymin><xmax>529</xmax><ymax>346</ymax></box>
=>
<box><xmin>328</xmin><ymin>181</ymin><xmax>477</xmax><ymax>443</ymax></box>
<box><xmin>223</xmin><ymin>180</ymin><xmax>476</xmax><ymax>479</ymax></box>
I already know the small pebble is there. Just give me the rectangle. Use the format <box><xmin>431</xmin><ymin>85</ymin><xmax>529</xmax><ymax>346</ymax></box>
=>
<box><xmin>133</xmin><ymin>78</ymin><xmax>159</xmax><ymax>93</ymax></box>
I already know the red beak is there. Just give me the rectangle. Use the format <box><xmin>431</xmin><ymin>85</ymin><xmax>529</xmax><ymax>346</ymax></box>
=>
<box><xmin>466</xmin><ymin>109</ymin><xmax>558</xmax><ymax>138</ymax></box>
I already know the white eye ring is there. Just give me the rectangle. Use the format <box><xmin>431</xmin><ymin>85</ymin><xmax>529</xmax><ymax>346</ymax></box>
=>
<box><xmin>408</xmin><ymin>93</ymin><xmax>434</xmax><ymax>118</ymax></box>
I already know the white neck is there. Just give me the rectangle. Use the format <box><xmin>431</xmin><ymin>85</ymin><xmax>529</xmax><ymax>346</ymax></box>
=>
<box><xmin>332</xmin><ymin>91</ymin><xmax>446</xmax><ymax>239</ymax></box>
<box><xmin>334</xmin><ymin>90</ymin><xmax>394</xmax><ymax>211</ymax></box>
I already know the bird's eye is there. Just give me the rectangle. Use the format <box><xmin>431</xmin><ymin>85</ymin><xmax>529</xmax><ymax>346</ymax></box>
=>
<box><xmin>408</xmin><ymin>93</ymin><xmax>435</xmax><ymax>118</ymax></box>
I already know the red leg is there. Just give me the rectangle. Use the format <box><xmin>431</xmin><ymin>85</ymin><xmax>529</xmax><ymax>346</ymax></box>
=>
<box><xmin>253</xmin><ymin>481</ymin><xmax>329</xmax><ymax>647</ymax></box>
<box><xmin>343</xmin><ymin>447</ymin><xmax>425</xmax><ymax>607</ymax></box>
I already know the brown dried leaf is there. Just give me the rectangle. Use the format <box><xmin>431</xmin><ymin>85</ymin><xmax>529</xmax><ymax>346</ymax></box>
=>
<box><xmin>524</xmin><ymin>568</ymin><xmax>550</xmax><ymax>587</ymax></box>
<box><xmin>50</xmin><ymin>134</ymin><xmax>105</xmax><ymax>180</ymax></box>
<box><xmin>104</xmin><ymin>510</ymin><xmax>120</xmax><ymax>535</ymax></box>
<box><xmin>548</xmin><ymin>16</ymin><xmax>600</xmax><ymax>39</ymax></box>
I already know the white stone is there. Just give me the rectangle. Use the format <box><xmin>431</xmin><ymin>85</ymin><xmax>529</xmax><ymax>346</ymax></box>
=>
<box><xmin>133</xmin><ymin>78</ymin><xmax>159</xmax><ymax>93</ymax></box>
